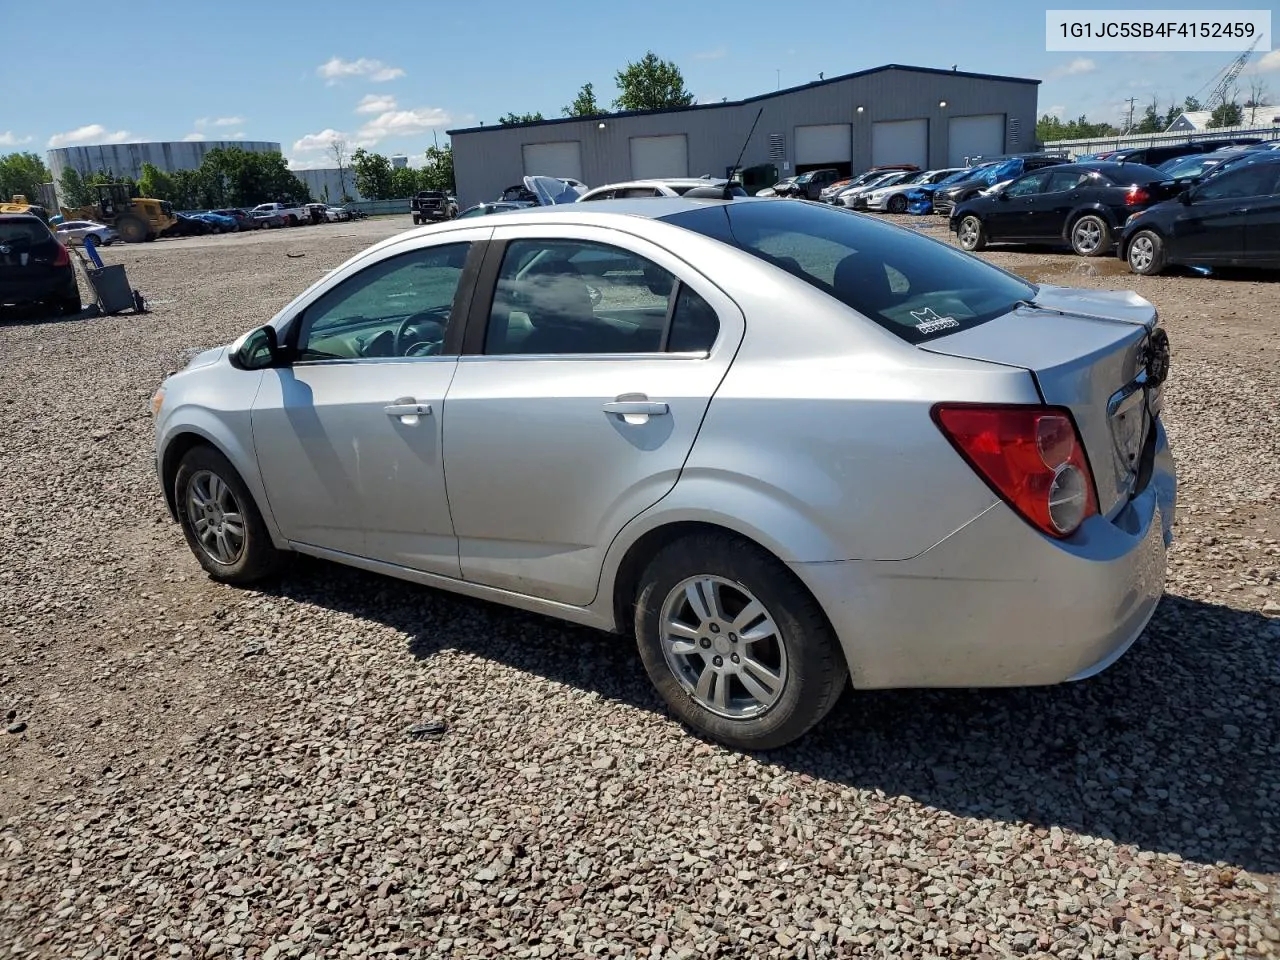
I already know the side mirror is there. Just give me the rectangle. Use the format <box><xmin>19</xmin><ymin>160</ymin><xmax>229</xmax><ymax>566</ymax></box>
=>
<box><xmin>1179</xmin><ymin>190</ymin><xmax>1193</xmax><ymax>205</ymax></box>
<box><xmin>997</xmin><ymin>190</ymin><xmax>1010</xmax><ymax>200</ymax></box>
<box><xmin>230</xmin><ymin>325</ymin><xmax>284</xmax><ymax>370</ymax></box>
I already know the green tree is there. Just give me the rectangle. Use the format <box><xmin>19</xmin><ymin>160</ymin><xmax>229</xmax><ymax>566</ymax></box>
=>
<box><xmin>613</xmin><ymin>51</ymin><xmax>694</xmax><ymax>111</ymax></box>
<box><xmin>57</xmin><ymin>166</ymin><xmax>91</xmax><ymax>208</ymax></box>
<box><xmin>0</xmin><ymin>151</ymin><xmax>51</xmax><ymax>203</ymax></box>
<box><xmin>1184</xmin><ymin>95</ymin><xmax>1203</xmax><ymax>112</ymax></box>
<box><xmin>1035</xmin><ymin>113</ymin><xmax>1118</xmax><ymax>143</ymax></box>
<box><xmin>351</xmin><ymin>147</ymin><xmax>394</xmax><ymax>200</ymax></box>
<box><xmin>498</xmin><ymin>111</ymin><xmax>545</xmax><ymax>125</ymax></box>
<box><xmin>562</xmin><ymin>82</ymin><xmax>603</xmax><ymax>118</ymax></box>
<box><xmin>421</xmin><ymin>144</ymin><xmax>455</xmax><ymax>192</ymax></box>
<box><xmin>390</xmin><ymin>166</ymin><xmax>420</xmax><ymax>197</ymax></box>
<box><xmin>1208</xmin><ymin>101</ymin><xmax>1244</xmax><ymax>128</ymax></box>
<box><xmin>138</xmin><ymin>162</ymin><xmax>175</xmax><ymax>202</ymax></box>
<box><xmin>1133</xmin><ymin>98</ymin><xmax>1163</xmax><ymax>134</ymax></box>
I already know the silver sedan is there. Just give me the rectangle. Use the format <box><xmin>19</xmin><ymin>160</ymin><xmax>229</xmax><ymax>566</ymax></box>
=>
<box><xmin>151</xmin><ymin>198</ymin><xmax>1177</xmax><ymax>750</ymax></box>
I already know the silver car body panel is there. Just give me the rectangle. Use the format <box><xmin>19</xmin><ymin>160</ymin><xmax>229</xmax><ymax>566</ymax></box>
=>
<box><xmin>154</xmin><ymin>198</ymin><xmax>1177</xmax><ymax>690</ymax></box>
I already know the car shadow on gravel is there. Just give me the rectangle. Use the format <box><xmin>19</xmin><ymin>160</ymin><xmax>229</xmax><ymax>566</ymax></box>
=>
<box><xmin>266</xmin><ymin>561</ymin><xmax>1279</xmax><ymax>873</ymax></box>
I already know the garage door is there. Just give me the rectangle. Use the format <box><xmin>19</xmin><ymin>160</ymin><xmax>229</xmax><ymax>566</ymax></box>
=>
<box><xmin>948</xmin><ymin>114</ymin><xmax>1005</xmax><ymax>167</ymax></box>
<box><xmin>871</xmin><ymin>119</ymin><xmax>927</xmax><ymax>169</ymax></box>
<box><xmin>794</xmin><ymin>123</ymin><xmax>851</xmax><ymax>164</ymax></box>
<box><xmin>630</xmin><ymin>135</ymin><xmax>688</xmax><ymax>179</ymax></box>
<box><xmin>522</xmin><ymin>141</ymin><xmax>583</xmax><ymax>181</ymax></box>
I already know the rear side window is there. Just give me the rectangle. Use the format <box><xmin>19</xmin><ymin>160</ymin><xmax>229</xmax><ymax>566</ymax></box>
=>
<box><xmin>663</xmin><ymin>201</ymin><xmax>1035</xmax><ymax>344</ymax></box>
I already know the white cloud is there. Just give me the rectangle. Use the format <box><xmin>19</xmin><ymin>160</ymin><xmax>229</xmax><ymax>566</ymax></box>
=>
<box><xmin>213</xmin><ymin>116</ymin><xmax>244</xmax><ymax>127</ymax></box>
<box><xmin>356</xmin><ymin>94</ymin><xmax>397</xmax><ymax>114</ymax></box>
<box><xmin>182</xmin><ymin>132</ymin><xmax>206</xmax><ymax>141</ymax></box>
<box><xmin>292</xmin><ymin>128</ymin><xmax>347</xmax><ymax>152</ymax></box>
<box><xmin>1049</xmin><ymin>57</ymin><xmax>1097</xmax><ymax>79</ymax></box>
<box><xmin>231</xmin><ymin>131</ymin><xmax>246</xmax><ymax>140</ymax></box>
<box><xmin>1255</xmin><ymin>49</ymin><xmax>1280</xmax><ymax>73</ymax></box>
<box><xmin>694</xmin><ymin>46</ymin><xmax>727</xmax><ymax>60</ymax></box>
<box><xmin>288</xmin><ymin>156</ymin><xmax>337</xmax><ymax>170</ymax></box>
<box><xmin>357</xmin><ymin>107</ymin><xmax>451</xmax><ymax>144</ymax></box>
<box><xmin>1045</xmin><ymin>104</ymin><xmax>1067</xmax><ymax>117</ymax></box>
<box><xmin>0</xmin><ymin>131</ymin><xmax>33</xmax><ymax>146</ymax></box>
<box><xmin>47</xmin><ymin>124</ymin><xmax>131</xmax><ymax>147</ymax></box>
<box><xmin>316</xmin><ymin>56</ymin><xmax>405</xmax><ymax>84</ymax></box>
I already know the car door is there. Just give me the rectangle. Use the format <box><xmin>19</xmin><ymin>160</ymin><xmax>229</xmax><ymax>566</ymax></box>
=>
<box><xmin>986</xmin><ymin>170</ymin><xmax>1051</xmax><ymax>239</ymax></box>
<box><xmin>1242</xmin><ymin>164</ymin><xmax>1280</xmax><ymax>264</ymax></box>
<box><xmin>1172</xmin><ymin>165</ymin><xmax>1275</xmax><ymax>263</ymax></box>
<box><xmin>442</xmin><ymin>224</ymin><xmax>744</xmax><ymax>606</ymax></box>
<box><xmin>1036</xmin><ymin>168</ymin><xmax>1093</xmax><ymax>239</ymax></box>
<box><xmin>250</xmin><ymin>228</ymin><xmax>490</xmax><ymax>573</ymax></box>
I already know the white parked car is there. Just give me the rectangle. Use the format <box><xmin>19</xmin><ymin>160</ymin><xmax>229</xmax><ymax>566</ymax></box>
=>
<box><xmin>323</xmin><ymin>206</ymin><xmax>352</xmax><ymax>222</ymax></box>
<box><xmin>55</xmin><ymin>220</ymin><xmax>118</xmax><ymax>246</ymax></box>
<box><xmin>577</xmin><ymin>179</ymin><xmax>744</xmax><ymax>202</ymax></box>
<box><xmin>862</xmin><ymin>168</ymin><xmax>965</xmax><ymax>213</ymax></box>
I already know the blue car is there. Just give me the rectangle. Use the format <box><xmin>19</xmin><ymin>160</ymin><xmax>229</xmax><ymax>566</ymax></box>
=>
<box><xmin>932</xmin><ymin>156</ymin><xmax>1072</xmax><ymax>217</ymax></box>
<box><xmin>905</xmin><ymin>165</ymin><xmax>997</xmax><ymax>215</ymax></box>
<box><xmin>186</xmin><ymin>211</ymin><xmax>239</xmax><ymax>233</ymax></box>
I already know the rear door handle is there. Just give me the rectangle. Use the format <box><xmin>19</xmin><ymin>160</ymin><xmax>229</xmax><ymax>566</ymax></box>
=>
<box><xmin>603</xmin><ymin>400</ymin><xmax>669</xmax><ymax>416</ymax></box>
<box><xmin>384</xmin><ymin>401</ymin><xmax>432</xmax><ymax>417</ymax></box>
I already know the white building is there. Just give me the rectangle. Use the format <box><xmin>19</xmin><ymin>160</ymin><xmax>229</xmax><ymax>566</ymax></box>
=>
<box><xmin>291</xmin><ymin>166</ymin><xmax>362</xmax><ymax>203</ymax></box>
<box><xmin>47</xmin><ymin>140</ymin><xmax>282</xmax><ymax>189</ymax></box>
<box><xmin>1166</xmin><ymin>108</ymin><xmax>1280</xmax><ymax>132</ymax></box>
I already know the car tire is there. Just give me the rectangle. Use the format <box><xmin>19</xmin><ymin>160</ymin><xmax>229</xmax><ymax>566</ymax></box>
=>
<box><xmin>887</xmin><ymin>194</ymin><xmax>908</xmax><ymax>214</ymax></box>
<box><xmin>1127</xmin><ymin>229</ymin><xmax>1166</xmax><ymax>276</ymax></box>
<box><xmin>1070</xmin><ymin>214</ymin><xmax>1111</xmax><ymax>257</ymax></box>
<box><xmin>957</xmin><ymin>214</ymin><xmax>987</xmax><ymax>251</ymax></box>
<box><xmin>56</xmin><ymin>292</ymin><xmax>81</xmax><ymax>316</ymax></box>
<box><xmin>174</xmin><ymin>445</ymin><xmax>286</xmax><ymax>585</ymax></box>
<box><xmin>633</xmin><ymin>532</ymin><xmax>848</xmax><ymax>751</ymax></box>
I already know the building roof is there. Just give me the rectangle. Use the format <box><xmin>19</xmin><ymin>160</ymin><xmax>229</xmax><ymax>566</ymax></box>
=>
<box><xmin>446</xmin><ymin>63</ymin><xmax>1041</xmax><ymax>136</ymax></box>
<box><xmin>1167</xmin><ymin>111</ymin><xmax>1215</xmax><ymax>131</ymax></box>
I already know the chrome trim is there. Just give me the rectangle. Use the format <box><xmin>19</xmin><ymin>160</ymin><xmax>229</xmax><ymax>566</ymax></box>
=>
<box><xmin>457</xmin><ymin>351</ymin><xmax>711</xmax><ymax>362</ymax></box>
<box><xmin>291</xmin><ymin>356</ymin><xmax>459</xmax><ymax>367</ymax></box>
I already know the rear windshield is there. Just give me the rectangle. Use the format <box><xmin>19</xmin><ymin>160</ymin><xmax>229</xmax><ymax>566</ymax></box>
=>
<box><xmin>662</xmin><ymin>201</ymin><xmax>1035</xmax><ymax>344</ymax></box>
<box><xmin>0</xmin><ymin>220</ymin><xmax>48</xmax><ymax>246</ymax></box>
<box><xmin>1093</xmin><ymin>162</ymin><xmax>1167</xmax><ymax>184</ymax></box>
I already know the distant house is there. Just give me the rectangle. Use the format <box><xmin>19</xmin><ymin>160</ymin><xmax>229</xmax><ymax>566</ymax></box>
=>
<box><xmin>1166</xmin><ymin>108</ymin><xmax>1280</xmax><ymax>132</ymax></box>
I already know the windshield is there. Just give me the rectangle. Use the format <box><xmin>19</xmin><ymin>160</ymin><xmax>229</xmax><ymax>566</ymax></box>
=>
<box><xmin>940</xmin><ymin>166</ymin><xmax>987</xmax><ymax>186</ymax></box>
<box><xmin>661</xmin><ymin>200</ymin><xmax>1034</xmax><ymax>344</ymax></box>
<box><xmin>0</xmin><ymin>220</ymin><xmax>47</xmax><ymax>246</ymax></box>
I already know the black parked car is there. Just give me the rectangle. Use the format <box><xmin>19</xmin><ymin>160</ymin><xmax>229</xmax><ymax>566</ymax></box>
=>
<box><xmin>1118</xmin><ymin>155</ymin><xmax>1280</xmax><ymax>275</ymax></box>
<box><xmin>932</xmin><ymin>155</ymin><xmax>1070</xmax><ymax>216</ymax></box>
<box><xmin>950</xmin><ymin>162</ymin><xmax>1179</xmax><ymax>257</ymax></box>
<box><xmin>0</xmin><ymin>214</ymin><xmax>81</xmax><ymax>315</ymax></box>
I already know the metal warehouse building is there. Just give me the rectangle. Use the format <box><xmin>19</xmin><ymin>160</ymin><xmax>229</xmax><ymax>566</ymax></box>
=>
<box><xmin>447</xmin><ymin>63</ymin><xmax>1039</xmax><ymax>208</ymax></box>
<box><xmin>47</xmin><ymin>140</ymin><xmax>283</xmax><ymax>189</ymax></box>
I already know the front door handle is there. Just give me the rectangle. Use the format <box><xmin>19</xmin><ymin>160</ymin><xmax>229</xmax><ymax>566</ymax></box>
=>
<box><xmin>603</xmin><ymin>400</ymin><xmax>669</xmax><ymax>417</ymax></box>
<box><xmin>385</xmin><ymin>401</ymin><xmax>432</xmax><ymax>417</ymax></box>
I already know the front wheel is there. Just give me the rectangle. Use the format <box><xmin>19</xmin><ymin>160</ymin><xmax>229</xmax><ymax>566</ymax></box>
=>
<box><xmin>634</xmin><ymin>532</ymin><xmax>847</xmax><ymax>751</ymax></box>
<box><xmin>887</xmin><ymin>194</ymin><xmax>908</xmax><ymax>214</ymax></box>
<box><xmin>957</xmin><ymin>214</ymin><xmax>987</xmax><ymax>251</ymax></box>
<box><xmin>115</xmin><ymin>215</ymin><xmax>148</xmax><ymax>244</ymax></box>
<box><xmin>1070</xmin><ymin>214</ymin><xmax>1111</xmax><ymax>257</ymax></box>
<box><xmin>1127</xmin><ymin>229</ymin><xmax>1166</xmax><ymax>276</ymax></box>
<box><xmin>174</xmin><ymin>445</ymin><xmax>286</xmax><ymax>584</ymax></box>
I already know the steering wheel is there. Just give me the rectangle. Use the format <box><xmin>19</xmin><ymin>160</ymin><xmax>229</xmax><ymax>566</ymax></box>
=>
<box><xmin>394</xmin><ymin>307</ymin><xmax>450</xmax><ymax>356</ymax></box>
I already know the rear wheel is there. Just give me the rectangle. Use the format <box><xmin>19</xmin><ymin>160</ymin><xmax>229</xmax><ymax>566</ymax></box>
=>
<box><xmin>1127</xmin><ymin>229</ymin><xmax>1166</xmax><ymax>276</ymax></box>
<box><xmin>1070</xmin><ymin>214</ymin><xmax>1111</xmax><ymax>257</ymax></box>
<box><xmin>957</xmin><ymin>214</ymin><xmax>987</xmax><ymax>251</ymax></box>
<box><xmin>115</xmin><ymin>215</ymin><xmax>148</xmax><ymax>244</ymax></box>
<box><xmin>286</xmin><ymin>215</ymin><xmax>298</xmax><ymax>227</ymax></box>
<box><xmin>174</xmin><ymin>445</ymin><xmax>286</xmax><ymax>584</ymax></box>
<box><xmin>887</xmin><ymin>194</ymin><xmax>908</xmax><ymax>214</ymax></box>
<box><xmin>634</xmin><ymin>532</ymin><xmax>847</xmax><ymax>751</ymax></box>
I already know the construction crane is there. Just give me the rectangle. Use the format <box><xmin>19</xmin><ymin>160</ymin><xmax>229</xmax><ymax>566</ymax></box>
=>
<box><xmin>1203</xmin><ymin>36</ymin><xmax>1260</xmax><ymax>110</ymax></box>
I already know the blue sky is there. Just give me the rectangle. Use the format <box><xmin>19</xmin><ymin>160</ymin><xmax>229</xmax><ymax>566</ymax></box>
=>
<box><xmin>2</xmin><ymin>0</ymin><xmax>1276</xmax><ymax>167</ymax></box>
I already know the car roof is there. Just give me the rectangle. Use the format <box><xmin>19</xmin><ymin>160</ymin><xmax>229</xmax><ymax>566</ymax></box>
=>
<box><xmin>0</xmin><ymin>213</ymin><xmax>45</xmax><ymax>224</ymax></box>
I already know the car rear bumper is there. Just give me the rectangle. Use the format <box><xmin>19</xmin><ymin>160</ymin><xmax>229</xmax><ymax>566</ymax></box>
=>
<box><xmin>792</xmin><ymin>420</ymin><xmax>1176</xmax><ymax>690</ymax></box>
<box><xmin>0</xmin><ymin>268</ymin><xmax>75</xmax><ymax>305</ymax></box>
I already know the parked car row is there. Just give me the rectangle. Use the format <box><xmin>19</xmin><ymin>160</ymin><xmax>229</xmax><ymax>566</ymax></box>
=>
<box><xmin>162</xmin><ymin>203</ymin><xmax>361</xmax><ymax>239</ymax></box>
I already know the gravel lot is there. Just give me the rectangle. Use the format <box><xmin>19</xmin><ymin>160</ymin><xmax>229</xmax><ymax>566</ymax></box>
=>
<box><xmin>2</xmin><ymin>213</ymin><xmax>1278</xmax><ymax>959</ymax></box>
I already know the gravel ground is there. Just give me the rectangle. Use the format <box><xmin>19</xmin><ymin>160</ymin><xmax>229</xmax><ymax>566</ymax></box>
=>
<box><xmin>2</xmin><ymin>214</ymin><xmax>1278</xmax><ymax>959</ymax></box>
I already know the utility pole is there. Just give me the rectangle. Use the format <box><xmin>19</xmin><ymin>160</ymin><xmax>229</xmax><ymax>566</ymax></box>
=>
<box><xmin>1123</xmin><ymin>96</ymin><xmax>1138</xmax><ymax>133</ymax></box>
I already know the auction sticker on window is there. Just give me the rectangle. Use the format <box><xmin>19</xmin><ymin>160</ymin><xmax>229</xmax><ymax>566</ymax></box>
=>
<box><xmin>1046</xmin><ymin>9</ymin><xmax>1270</xmax><ymax>51</ymax></box>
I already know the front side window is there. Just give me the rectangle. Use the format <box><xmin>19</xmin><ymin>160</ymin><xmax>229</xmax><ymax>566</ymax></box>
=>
<box><xmin>1006</xmin><ymin>171</ymin><xmax>1052</xmax><ymax>197</ymax></box>
<box><xmin>663</xmin><ymin>200</ymin><xmax>1035</xmax><ymax>345</ymax></box>
<box><xmin>1196</xmin><ymin>164</ymin><xmax>1278</xmax><ymax>201</ymax></box>
<box><xmin>483</xmin><ymin>239</ymin><xmax>719</xmax><ymax>356</ymax></box>
<box><xmin>294</xmin><ymin>242</ymin><xmax>471</xmax><ymax>361</ymax></box>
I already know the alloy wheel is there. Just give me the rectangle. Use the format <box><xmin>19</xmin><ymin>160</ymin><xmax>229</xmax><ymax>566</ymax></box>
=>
<box><xmin>185</xmin><ymin>469</ymin><xmax>246</xmax><ymax>565</ymax></box>
<box><xmin>1073</xmin><ymin>218</ymin><xmax>1103</xmax><ymax>254</ymax></box>
<box><xmin>1130</xmin><ymin>235</ymin><xmax>1154</xmax><ymax>272</ymax></box>
<box><xmin>659</xmin><ymin>575</ymin><xmax>789</xmax><ymax>720</ymax></box>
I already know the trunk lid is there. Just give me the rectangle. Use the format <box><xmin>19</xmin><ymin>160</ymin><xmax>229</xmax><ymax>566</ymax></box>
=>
<box><xmin>921</xmin><ymin>284</ymin><xmax>1164</xmax><ymax>518</ymax></box>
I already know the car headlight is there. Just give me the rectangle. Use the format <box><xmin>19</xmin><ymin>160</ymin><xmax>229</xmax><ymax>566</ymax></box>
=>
<box><xmin>150</xmin><ymin>387</ymin><xmax>165</xmax><ymax>417</ymax></box>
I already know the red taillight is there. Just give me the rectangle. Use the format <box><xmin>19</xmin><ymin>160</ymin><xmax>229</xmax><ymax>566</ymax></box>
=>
<box><xmin>932</xmin><ymin>404</ymin><xmax>1099</xmax><ymax>538</ymax></box>
<box><xmin>52</xmin><ymin>243</ymin><xmax>70</xmax><ymax>267</ymax></box>
<box><xmin>1125</xmin><ymin>185</ymin><xmax>1150</xmax><ymax>206</ymax></box>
